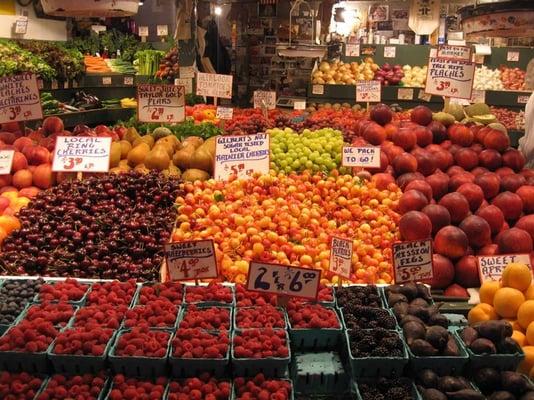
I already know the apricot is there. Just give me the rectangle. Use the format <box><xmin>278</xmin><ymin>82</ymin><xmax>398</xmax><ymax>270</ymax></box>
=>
<box><xmin>479</xmin><ymin>280</ymin><xmax>501</xmax><ymax>305</ymax></box>
<box><xmin>497</xmin><ymin>228</ymin><xmax>533</xmax><ymax>254</ymax></box>
<box><xmin>434</xmin><ymin>225</ymin><xmax>469</xmax><ymax>259</ymax></box>
<box><xmin>398</xmin><ymin>189</ymin><xmax>429</xmax><ymax>213</ymax></box>
<box><xmin>459</xmin><ymin>215</ymin><xmax>492</xmax><ymax>248</ymax></box>
<box><xmin>439</xmin><ymin>192</ymin><xmax>470</xmax><ymax>224</ymax></box>
<box><xmin>492</xmin><ymin>191</ymin><xmax>524</xmax><ymax>221</ymax></box>
<box><xmin>502</xmin><ymin>262</ymin><xmax>532</xmax><ymax>292</ymax></box>
<box><xmin>371</xmin><ymin>173</ymin><xmax>395</xmax><ymax>190</ymax></box>
<box><xmin>422</xmin><ymin>204</ymin><xmax>451</xmax><ymax>235</ymax></box>
<box><xmin>456</xmin><ymin>183</ymin><xmax>484</xmax><ymax>212</ymax></box>
<box><xmin>12</xmin><ymin>169</ymin><xmax>32</xmax><ymax>189</ymax></box>
<box><xmin>399</xmin><ymin>211</ymin><xmax>432</xmax><ymax>241</ymax></box>
<box><xmin>468</xmin><ymin>303</ymin><xmax>498</xmax><ymax>325</ymax></box>
<box><xmin>494</xmin><ymin>287</ymin><xmax>525</xmax><ymax>318</ymax></box>
<box><xmin>475</xmin><ymin>173</ymin><xmax>501</xmax><ymax>199</ymax></box>
<box><xmin>454</xmin><ymin>148</ymin><xmax>479</xmax><ymax>171</ymax></box>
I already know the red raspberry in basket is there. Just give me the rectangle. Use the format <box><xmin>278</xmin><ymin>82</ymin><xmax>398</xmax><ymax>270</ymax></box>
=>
<box><xmin>86</xmin><ymin>280</ymin><xmax>137</xmax><ymax>307</ymax></box>
<box><xmin>52</xmin><ymin>326</ymin><xmax>114</xmax><ymax>356</ymax></box>
<box><xmin>22</xmin><ymin>302</ymin><xmax>75</xmax><ymax>327</ymax></box>
<box><xmin>138</xmin><ymin>282</ymin><xmax>184</xmax><ymax>305</ymax></box>
<box><xmin>287</xmin><ymin>285</ymin><xmax>334</xmax><ymax>308</ymax></box>
<box><xmin>0</xmin><ymin>319</ymin><xmax>58</xmax><ymax>352</ymax></box>
<box><xmin>0</xmin><ymin>371</ymin><xmax>43</xmax><ymax>400</ymax></box>
<box><xmin>185</xmin><ymin>283</ymin><xmax>233</xmax><ymax>304</ymax></box>
<box><xmin>115</xmin><ymin>327</ymin><xmax>170</xmax><ymax>358</ymax></box>
<box><xmin>233</xmin><ymin>329</ymin><xmax>288</xmax><ymax>359</ymax></box>
<box><xmin>287</xmin><ymin>304</ymin><xmax>340</xmax><ymax>329</ymax></box>
<box><xmin>73</xmin><ymin>303</ymin><xmax>127</xmax><ymax>329</ymax></box>
<box><xmin>35</xmin><ymin>372</ymin><xmax>106</xmax><ymax>400</ymax></box>
<box><xmin>167</xmin><ymin>373</ymin><xmax>231</xmax><ymax>400</ymax></box>
<box><xmin>235</xmin><ymin>284</ymin><xmax>276</xmax><ymax>307</ymax></box>
<box><xmin>180</xmin><ymin>306</ymin><xmax>230</xmax><ymax>330</ymax></box>
<box><xmin>172</xmin><ymin>328</ymin><xmax>229</xmax><ymax>359</ymax></box>
<box><xmin>38</xmin><ymin>278</ymin><xmax>89</xmax><ymax>303</ymax></box>
<box><xmin>234</xmin><ymin>374</ymin><xmax>292</xmax><ymax>400</ymax></box>
<box><xmin>123</xmin><ymin>300</ymin><xmax>178</xmax><ymax>329</ymax></box>
<box><xmin>235</xmin><ymin>306</ymin><xmax>285</xmax><ymax>329</ymax></box>
<box><xmin>107</xmin><ymin>375</ymin><xmax>166</xmax><ymax>400</ymax></box>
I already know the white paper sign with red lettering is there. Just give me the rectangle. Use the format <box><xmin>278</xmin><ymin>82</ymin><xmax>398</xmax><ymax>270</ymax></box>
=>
<box><xmin>52</xmin><ymin>136</ymin><xmax>111</xmax><ymax>173</ymax></box>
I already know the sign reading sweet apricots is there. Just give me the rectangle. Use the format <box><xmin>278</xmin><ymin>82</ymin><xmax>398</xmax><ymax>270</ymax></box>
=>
<box><xmin>478</xmin><ymin>254</ymin><xmax>532</xmax><ymax>282</ymax></box>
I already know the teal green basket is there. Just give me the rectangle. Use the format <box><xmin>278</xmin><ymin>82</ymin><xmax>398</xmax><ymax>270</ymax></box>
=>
<box><xmin>231</xmin><ymin>379</ymin><xmax>294</xmax><ymax>400</ymax></box>
<box><xmin>33</xmin><ymin>281</ymin><xmax>91</xmax><ymax>306</ymax></box>
<box><xmin>407</xmin><ymin>333</ymin><xmax>469</xmax><ymax>375</ymax></box>
<box><xmin>291</xmin><ymin>352</ymin><xmax>349</xmax><ymax>395</ymax></box>
<box><xmin>0</xmin><ymin>326</ymin><xmax>55</xmax><ymax>373</ymax></box>
<box><xmin>233</xmin><ymin>306</ymin><xmax>287</xmax><ymax>330</ymax></box>
<box><xmin>37</xmin><ymin>376</ymin><xmax>110</xmax><ymax>400</ymax></box>
<box><xmin>353</xmin><ymin>378</ymin><xmax>421</xmax><ymax>400</ymax></box>
<box><xmin>231</xmin><ymin>329</ymin><xmax>291</xmax><ymax>378</ymax></box>
<box><xmin>108</xmin><ymin>328</ymin><xmax>172</xmax><ymax>377</ymax></box>
<box><xmin>345</xmin><ymin>329</ymin><xmax>409</xmax><ymax>378</ymax></box>
<box><xmin>288</xmin><ymin>307</ymin><xmax>342</xmax><ymax>351</ymax></box>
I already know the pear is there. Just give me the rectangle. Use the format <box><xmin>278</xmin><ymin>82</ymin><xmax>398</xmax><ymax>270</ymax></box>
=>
<box><xmin>151</xmin><ymin>126</ymin><xmax>172</xmax><ymax>140</ymax></box>
<box><xmin>134</xmin><ymin>163</ymin><xmax>150</xmax><ymax>174</ymax></box>
<box><xmin>133</xmin><ymin>135</ymin><xmax>155</xmax><ymax>149</ymax></box>
<box><xmin>182</xmin><ymin>136</ymin><xmax>204</xmax><ymax>149</ymax></box>
<box><xmin>172</xmin><ymin>145</ymin><xmax>195</xmax><ymax>170</ymax></box>
<box><xmin>153</xmin><ymin>142</ymin><xmax>174</xmax><ymax>158</ymax></box>
<box><xmin>124</xmin><ymin>127</ymin><xmax>140</xmax><ymax>144</ymax></box>
<box><xmin>127</xmin><ymin>143</ymin><xmax>150</xmax><ymax>167</ymax></box>
<box><xmin>119</xmin><ymin>140</ymin><xmax>132</xmax><ymax>159</ymax></box>
<box><xmin>145</xmin><ymin>146</ymin><xmax>171</xmax><ymax>171</ymax></box>
<box><xmin>109</xmin><ymin>142</ymin><xmax>122</xmax><ymax>168</ymax></box>
<box><xmin>163</xmin><ymin>163</ymin><xmax>181</xmax><ymax>178</ymax></box>
<box><xmin>190</xmin><ymin>147</ymin><xmax>214</xmax><ymax>172</ymax></box>
<box><xmin>182</xmin><ymin>168</ymin><xmax>209</xmax><ymax>182</ymax></box>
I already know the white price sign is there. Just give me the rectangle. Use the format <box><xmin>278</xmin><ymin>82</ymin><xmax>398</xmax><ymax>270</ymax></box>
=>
<box><xmin>356</xmin><ymin>80</ymin><xmax>381</xmax><ymax>102</ymax></box>
<box><xmin>418</xmin><ymin>90</ymin><xmax>432</xmax><ymax>102</ymax></box>
<box><xmin>384</xmin><ymin>46</ymin><xmax>396</xmax><ymax>58</ymax></box>
<box><xmin>15</xmin><ymin>17</ymin><xmax>28</xmax><ymax>34</ymax></box>
<box><xmin>342</xmin><ymin>146</ymin><xmax>381</xmax><ymax>168</ymax></box>
<box><xmin>52</xmin><ymin>136</ymin><xmax>111</xmax><ymax>173</ymax></box>
<box><xmin>51</xmin><ymin>80</ymin><xmax>58</xmax><ymax>90</ymax></box>
<box><xmin>478</xmin><ymin>254</ymin><xmax>531</xmax><ymax>282</ymax></box>
<box><xmin>293</xmin><ymin>100</ymin><xmax>306</xmax><ymax>110</ymax></box>
<box><xmin>0</xmin><ymin>150</ymin><xmax>14</xmax><ymax>174</ymax></box>
<box><xmin>180</xmin><ymin>66</ymin><xmax>196</xmax><ymax>79</ymax></box>
<box><xmin>216</xmin><ymin>106</ymin><xmax>233</xmax><ymax>120</ymax></box>
<box><xmin>345</xmin><ymin>44</ymin><xmax>360</xmax><ymax>57</ymax></box>
<box><xmin>437</xmin><ymin>45</ymin><xmax>472</xmax><ymax>61</ymax></box>
<box><xmin>253</xmin><ymin>91</ymin><xmax>277</xmax><ymax>110</ymax></box>
<box><xmin>124</xmin><ymin>76</ymin><xmax>134</xmax><ymax>86</ymax></box>
<box><xmin>329</xmin><ymin>236</ymin><xmax>353</xmax><ymax>279</ymax></box>
<box><xmin>102</xmin><ymin>77</ymin><xmax>112</xmax><ymax>85</ymax></box>
<box><xmin>214</xmin><ymin>133</ymin><xmax>269</xmax><ymax>181</ymax></box>
<box><xmin>0</xmin><ymin>73</ymin><xmax>43</xmax><ymax>124</ymax></box>
<box><xmin>138</xmin><ymin>26</ymin><xmax>149</xmax><ymax>37</ymax></box>
<box><xmin>398</xmin><ymin>88</ymin><xmax>414</xmax><ymax>100</ymax></box>
<box><xmin>137</xmin><ymin>84</ymin><xmax>185</xmax><ymax>123</ymax></box>
<box><xmin>518</xmin><ymin>95</ymin><xmax>530</xmax><ymax>104</ymax></box>
<box><xmin>196</xmin><ymin>72</ymin><xmax>233</xmax><ymax>99</ymax></box>
<box><xmin>164</xmin><ymin>239</ymin><xmax>218</xmax><ymax>281</ymax></box>
<box><xmin>157</xmin><ymin>25</ymin><xmax>168</xmax><ymax>36</ymax></box>
<box><xmin>425</xmin><ymin>57</ymin><xmax>475</xmax><ymax>100</ymax></box>
<box><xmin>393</xmin><ymin>239</ymin><xmax>433</xmax><ymax>284</ymax></box>
<box><xmin>312</xmin><ymin>85</ymin><xmax>324</xmax><ymax>95</ymax></box>
<box><xmin>507</xmin><ymin>51</ymin><xmax>520</xmax><ymax>62</ymax></box>
<box><xmin>247</xmin><ymin>262</ymin><xmax>321</xmax><ymax>300</ymax></box>
<box><xmin>471</xmin><ymin>89</ymin><xmax>486</xmax><ymax>104</ymax></box>
<box><xmin>174</xmin><ymin>78</ymin><xmax>193</xmax><ymax>94</ymax></box>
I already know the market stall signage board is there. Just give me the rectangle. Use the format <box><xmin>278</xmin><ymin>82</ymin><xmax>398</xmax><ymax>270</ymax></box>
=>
<box><xmin>253</xmin><ymin>91</ymin><xmax>277</xmax><ymax>110</ymax></box>
<box><xmin>214</xmin><ymin>133</ymin><xmax>269</xmax><ymax>181</ymax></box>
<box><xmin>398</xmin><ymin>88</ymin><xmax>414</xmax><ymax>100</ymax></box>
<box><xmin>312</xmin><ymin>85</ymin><xmax>324</xmax><ymax>95</ymax></box>
<box><xmin>246</xmin><ymin>261</ymin><xmax>321</xmax><ymax>300</ymax></box>
<box><xmin>345</xmin><ymin>44</ymin><xmax>360</xmax><ymax>57</ymax></box>
<box><xmin>196</xmin><ymin>72</ymin><xmax>233</xmax><ymax>99</ymax></box>
<box><xmin>157</xmin><ymin>25</ymin><xmax>168</xmax><ymax>37</ymax></box>
<box><xmin>180</xmin><ymin>66</ymin><xmax>196</xmax><ymax>79</ymax></box>
<box><xmin>478</xmin><ymin>254</ymin><xmax>532</xmax><ymax>282</ymax></box>
<box><xmin>293</xmin><ymin>100</ymin><xmax>306</xmax><ymax>110</ymax></box>
<box><xmin>164</xmin><ymin>239</ymin><xmax>218</xmax><ymax>281</ymax></box>
<box><xmin>0</xmin><ymin>73</ymin><xmax>42</xmax><ymax>124</ymax></box>
<box><xmin>437</xmin><ymin>45</ymin><xmax>472</xmax><ymax>61</ymax></box>
<box><xmin>0</xmin><ymin>150</ymin><xmax>14</xmax><ymax>174</ymax></box>
<box><xmin>507</xmin><ymin>51</ymin><xmax>520</xmax><ymax>62</ymax></box>
<box><xmin>137</xmin><ymin>84</ymin><xmax>185</xmax><ymax>123</ymax></box>
<box><xmin>216</xmin><ymin>106</ymin><xmax>233</xmax><ymax>120</ymax></box>
<box><xmin>518</xmin><ymin>95</ymin><xmax>530</xmax><ymax>105</ymax></box>
<box><xmin>138</xmin><ymin>26</ymin><xmax>149</xmax><ymax>37</ymax></box>
<box><xmin>425</xmin><ymin>57</ymin><xmax>475</xmax><ymax>100</ymax></box>
<box><xmin>342</xmin><ymin>146</ymin><xmax>381</xmax><ymax>168</ymax></box>
<box><xmin>329</xmin><ymin>236</ymin><xmax>353</xmax><ymax>279</ymax></box>
<box><xmin>392</xmin><ymin>239</ymin><xmax>433</xmax><ymax>284</ymax></box>
<box><xmin>470</xmin><ymin>89</ymin><xmax>486</xmax><ymax>104</ymax></box>
<box><xmin>52</xmin><ymin>136</ymin><xmax>111</xmax><ymax>173</ymax></box>
<box><xmin>356</xmin><ymin>80</ymin><xmax>381</xmax><ymax>102</ymax></box>
<box><xmin>384</xmin><ymin>46</ymin><xmax>396</xmax><ymax>58</ymax></box>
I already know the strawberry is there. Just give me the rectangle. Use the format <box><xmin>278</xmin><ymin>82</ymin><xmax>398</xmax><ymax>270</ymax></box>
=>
<box><xmin>185</xmin><ymin>283</ymin><xmax>233</xmax><ymax>305</ymax></box>
<box><xmin>86</xmin><ymin>280</ymin><xmax>137</xmax><ymax>307</ymax></box>
<box><xmin>114</xmin><ymin>327</ymin><xmax>170</xmax><ymax>358</ymax></box>
<box><xmin>180</xmin><ymin>306</ymin><xmax>230</xmax><ymax>330</ymax></box>
<box><xmin>35</xmin><ymin>372</ymin><xmax>106</xmax><ymax>399</ymax></box>
<box><xmin>107</xmin><ymin>375</ymin><xmax>166</xmax><ymax>400</ymax></box>
<box><xmin>235</xmin><ymin>306</ymin><xmax>286</xmax><ymax>329</ymax></box>
<box><xmin>172</xmin><ymin>328</ymin><xmax>229</xmax><ymax>359</ymax></box>
<box><xmin>167</xmin><ymin>374</ymin><xmax>231</xmax><ymax>400</ymax></box>
<box><xmin>72</xmin><ymin>303</ymin><xmax>127</xmax><ymax>329</ymax></box>
<box><xmin>22</xmin><ymin>302</ymin><xmax>74</xmax><ymax>328</ymax></box>
<box><xmin>287</xmin><ymin>304</ymin><xmax>340</xmax><ymax>329</ymax></box>
<box><xmin>234</xmin><ymin>374</ymin><xmax>292</xmax><ymax>400</ymax></box>
<box><xmin>137</xmin><ymin>282</ymin><xmax>184</xmax><ymax>305</ymax></box>
<box><xmin>235</xmin><ymin>284</ymin><xmax>276</xmax><ymax>307</ymax></box>
<box><xmin>0</xmin><ymin>371</ymin><xmax>44</xmax><ymax>400</ymax></box>
<box><xmin>0</xmin><ymin>319</ymin><xmax>58</xmax><ymax>352</ymax></box>
<box><xmin>233</xmin><ymin>329</ymin><xmax>289</xmax><ymax>359</ymax></box>
<box><xmin>53</xmin><ymin>326</ymin><xmax>114</xmax><ymax>356</ymax></box>
<box><xmin>37</xmin><ymin>278</ymin><xmax>89</xmax><ymax>303</ymax></box>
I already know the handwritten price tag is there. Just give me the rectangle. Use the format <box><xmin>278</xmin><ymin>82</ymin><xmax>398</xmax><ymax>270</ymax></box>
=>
<box><xmin>398</xmin><ymin>88</ymin><xmax>414</xmax><ymax>100</ymax></box>
<box><xmin>342</xmin><ymin>146</ymin><xmax>381</xmax><ymax>168</ymax></box>
<box><xmin>312</xmin><ymin>84</ymin><xmax>324</xmax><ymax>95</ymax></box>
<box><xmin>329</xmin><ymin>236</ymin><xmax>352</xmax><ymax>279</ymax></box>
<box><xmin>471</xmin><ymin>89</ymin><xmax>486</xmax><ymax>104</ymax></box>
<box><xmin>507</xmin><ymin>51</ymin><xmax>520</xmax><ymax>62</ymax></box>
<box><xmin>137</xmin><ymin>84</ymin><xmax>185</xmax><ymax>123</ymax></box>
<box><xmin>418</xmin><ymin>90</ymin><xmax>432</xmax><ymax>102</ymax></box>
<box><xmin>196</xmin><ymin>72</ymin><xmax>233</xmax><ymax>99</ymax></box>
<box><xmin>165</xmin><ymin>239</ymin><xmax>218</xmax><ymax>281</ymax></box>
<box><xmin>356</xmin><ymin>80</ymin><xmax>381</xmax><ymax>103</ymax></box>
<box><xmin>0</xmin><ymin>73</ymin><xmax>42</xmax><ymax>124</ymax></box>
<box><xmin>478</xmin><ymin>254</ymin><xmax>531</xmax><ymax>282</ymax></box>
<box><xmin>180</xmin><ymin>66</ymin><xmax>196</xmax><ymax>79</ymax></box>
<box><xmin>216</xmin><ymin>106</ymin><xmax>233</xmax><ymax>120</ymax></box>
<box><xmin>384</xmin><ymin>46</ymin><xmax>396</xmax><ymax>58</ymax></box>
<box><xmin>345</xmin><ymin>44</ymin><xmax>360</xmax><ymax>57</ymax></box>
<box><xmin>102</xmin><ymin>77</ymin><xmax>112</xmax><ymax>85</ymax></box>
<box><xmin>174</xmin><ymin>78</ymin><xmax>193</xmax><ymax>94</ymax></box>
<box><xmin>157</xmin><ymin>25</ymin><xmax>168</xmax><ymax>37</ymax></box>
<box><xmin>425</xmin><ymin>57</ymin><xmax>475</xmax><ymax>100</ymax></box>
<box><xmin>293</xmin><ymin>100</ymin><xmax>306</xmax><ymax>110</ymax></box>
<box><xmin>0</xmin><ymin>150</ymin><xmax>14</xmax><ymax>174</ymax></box>
<box><xmin>247</xmin><ymin>261</ymin><xmax>321</xmax><ymax>300</ymax></box>
<box><xmin>393</xmin><ymin>239</ymin><xmax>433</xmax><ymax>284</ymax></box>
<box><xmin>124</xmin><ymin>76</ymin><xmax>134</xmax><ymax>86</ymax></box>
<box><xmin>518</xmin><ymin>95</ymin><xmax>530</xmax><ymax>104</ymax></box>
<box><xmin>437</xmin><ymin>45</ymin><xmax>472</xmax><ymax>61</ymax></box>
<box><xmin>51</xmin><ymin>80</ymin><xmax>58</xmax><ymax>90</ymax></box>
<box><xmin>138</xmin><ymin>26</ymin><xmax>149</xmax><ymax>37</ymax></box>
<box><xmin>253</xmin><ymin>91</ymin><xmax>277</xmax><ymax>110</ymax></box>
<box><xmin>52</xmin><ymin>136</ymin><xmax>111</xmax><ymax>173</ymax></box>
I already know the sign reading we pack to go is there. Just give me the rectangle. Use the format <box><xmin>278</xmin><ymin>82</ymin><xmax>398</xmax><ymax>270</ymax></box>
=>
<box><xmin>164</xmin><ymin>239</ymin><xmax>218</xmax><ymax>281</ymax></box>
<box><xmin>196</xmin><ymin>72</ymin><xmax>233</xmax><ymax>99</ymax></box>
<box><xmin>52</xmin><ymin>136</ymin><xmax>112</xmax><ymax>173</ymax></box>
<box><xmin>342</xmin><ymin>146</ymin><xmax>381</xmax><ymax>168</ymax></box>
<box><xmin>0</xmin><ymin>73</ymin><xmax>43</xmax><ymax>124</ymax></box>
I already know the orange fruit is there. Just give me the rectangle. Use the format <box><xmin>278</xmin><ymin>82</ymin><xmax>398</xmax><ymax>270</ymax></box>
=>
<box><xmin>493</xmin><ymin>287</ymin><xmax>525</xmax><ymax>318</ymax></box>
<box><xmin>502</xmin><ymin>262</ymin><xmax>533</xmax><ymax>291</ymax></box>
<box><xmin>525</xmin><ymin>285</ymin><xmax>534</xmax><ymax>300</ymax></box>
<box><xmin>505</xmin><ymin>319</ymin><xmax>523</xmax><ymax>331</ymax></box>
<box><xmin>0</xmin><ymin>215</ymin><xmax>20</xmax><ymax>235</ymax></box>
<box><xmin>468</xmin><ymin>303</ymin><xmax>498</xmax><ymax>325</ymax></box>
<box><xmin>520</xmin><ymin>346</ymin><xmax>534</xmax><ymax>374</ymax></box>
<box><xmin>512</xmin><ymin>330</ymin><xmax>526</xmax><ymax>346</ymax></box>
<box><xmin>479</xmin><ymin>280</ymin><xmax>501</xmax><ymax>305</ymax></box>
<box><xmin>0</xmin><ymin>226</ymin><xmax>7</xmax><ymax>245</ymax></box>
<box><xmin>518</xmin><ymin>300</ymin><xmax>534</xmax><ymax>330</ymax></box>
<box><xmin>527</xmin><ymin>322</ymin><xmax>534</xmax><ymax>346</ymax></box>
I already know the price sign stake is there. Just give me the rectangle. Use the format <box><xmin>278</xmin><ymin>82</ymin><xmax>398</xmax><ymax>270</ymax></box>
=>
<box><xmin>392</xmin><ymin>239</ymin><xmax>433</xmax><ymax>284</ymax></box>
<box><xmin>164</xmin><ymin>240</ymin><xmax>218</xmax><ymax>281</ymax></box>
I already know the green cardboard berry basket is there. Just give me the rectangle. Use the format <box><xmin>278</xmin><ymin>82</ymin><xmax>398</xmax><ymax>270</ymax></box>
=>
<box><xmin>169</xmin><ymin>329</ymin><xmax>230</xmax><ymax>378</ymax></box>
<box><xmin>231</xmin><ymin>378</ymin><xmax>294</xmax><ymax>400</ymax></box>
<box><xmin>133</xmin><ymin>281</ymin><xmax>185</xmax><ymax>307</ymax></box>
<box><xmin>340</xmin><ymin>307</ymin><xmax>399</xmax><ymax>332</ymax></box>
<box><xmin>291</xmin><ymin>351</ymin><xmax>350</xmax><ymax>395</ymax></box>
<box><xmin>231</xmin><ymin>329</ymin><xmax>291</xmax><ymax>378</ymax></box>
<box><xmin>454</xmin><ymin>329</ymin><xmax>524</xmax><ymax>370</ymax></box>
<box><xmin>287</xmin><ymin>306</ymin><xmax>343</xmax><ymax>351</ymax></box>
<box><xmin>345</xmin><ymin>329</ymin><xmax>409</xmax><ymax>378</ymax></box>
<box><xmin>353</xmin><ymin>378</ymin><xmax>421</xmax><ymax>400</ymax></box>
<box><xmin>184</xmin><ymin>284</ymin><xmax>235</xmax><ymax>307</ymax></box>
<box><xmin>33</xmin><ymin>280</ymin><xmax>92</xmax><ymax>306</ymax></box>
<box><xmin>178</xmin><ymin>304</ymin><xmax>233</xmax><ymax>331</ymax></box>
<box><xmin>108</xmin><ymin>328</ymin><xmax>172</xmax><ymax>377</ymax></box>
<box><xmin>120</xmin><ymin>304</ymin><xmax>182</xmax><ymax>330</ymax></box>
<box><xmin>233</xmin><ymin>306</ymin><xmax>287</xmax><ymax>330</ymax></box>
<box><xmin>36</xmin><ymin>376</ymin><xmax>110</xmax><ymax>400</ymax></box>
<box><xmin>16</xmin><ymin>302</ymin><xmax>79</xmax><ymax>330</ymax></box>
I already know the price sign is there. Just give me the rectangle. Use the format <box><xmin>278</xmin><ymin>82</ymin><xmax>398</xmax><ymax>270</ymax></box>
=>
<box><xmin>138</xmin><ymin>26</ymin><xmax>149</xmax><ymax>37</ymax></box>
<box><xmin>0</xmin><ymin>73</ymin><xmax>43</xmax><ymax>124</ymax></box>
<box><xmin>196</xmin><ymin>72</ymin><xmax>233</xmax><ymax>99</ymax></box>
<box><xmin>214</xmin><ymin>133</ymin><xmax>269</xmax><ymax>181</ymax></box>
<box><xmin>329</xmin><ymin>236</ymin><xmax>353</xmax><ymax>279</ymax></box>
<box><xmin>52</xmin><ymin>136</ymin><xmax>112</xmax><ymax>173</ymax></box>
<box><xmin>518</xmin><ymin>95</ymin><xmax>530</xmax><ymax>104</ymax></box>
<box><xmin>345</xmin><ymin>44</ymin><xmax>360</xmax><ymax>57</ymax></box>
<box><xmin>478</xmin><ymin>254</ymin><xmax>532</xmax><ymax>282</ymax></box>
<box><xmin>174</xmin><ymin>78</ymin><xmax>193</xmax><ymax>94</ymax></box>
<box><xmin>157</xmin><ymin>24</ymin><xmax>168</xmax><ymax>37</ymax></box>
<box><xmin>418</xmin><ymin>90</ymin><xmax>431</xmax><ymax>102</ymax></box>
<box><xmin>0</xmin><ymin>150</ymin><xmax>14</xmax><ymax>174</ymax></box>
<box><xmin>293</xmin><ymin>100</ymin><xmax>306</xmax><ymax>110</ymax></box>
<box><xmin>398</xmin><ymin>88</ymin><xmax>414</xmax><ymax>100</ymax></box>
<box><xmin>507</xmin><ymin>51</ymin><xmax>520</xmax><ymax>62</ymax></box>
<box><xmin>137</xmin><ymin>84</ymin><xmax>185</xmax><ymax>123</ymax></box>
<box><xmin>312</xmin><ymin>84</ymin><xmax>324</xmax><ymax>95</ymax></box>
<box><xmin>164</xmin><ymin>239</ymin><xmax>218</xmax><ymax>281</ymax></box>
<box><xmin>470</xmin><ymin>89</ymin><xmax>486</xmax><ymax>104</ymax></box>
<box><xmin>216</xmin><ymin>106</ymin><xmax>233</xmax><ymax>120</ymax></box>
<box><xmin>247</xmin><ymin>261</ymin><xmax>321</xmax><ymax>300</ymax></box>
<box><xmin>356</xmin><ymin>80</ymin><xmax>381</xmax><ymax>102</ymax></box>
<box><xmin>384</xmin><ymin>46</ymin><xmax>396</xmax><ymax>58</ymax></box>
<box><xmin>392</xmin><ymin>239</ymin><xmax>433</xmax><ymax>284</ymax></box>
<box><xmin>124</xmin><ymin>76</ymin><xmax>134</xmax><ymax>86</ymax></box>
<box><xmin>253</xmin><ymin>91</ymin><xmax>276</xmax><ymax>110</ymax></box>
<box><xmin>425</xmin><ymin>57</ymin><xmax>475</xmax><ymax>100</ymax></box>
<box><xmin>342</xmin><ymin>146</ymin><xmax>381</xmax><ymax>168</ymax></box>
<box><xmin>63</xmin><ymin>81</ymin><xmax>69</xmax><ymax>89</ymax></box>
<box><xmin>437</xmin><ymin>45</ymin><xmax>472</xmax><ymax>61</ymax></box>
<box><xmin>180</xmin><ymin>66</ymin><xmax>196</xmax><ymax>79</ymax></box>
<box><xmin>14</xmin><ymin>17</ymin><xmax>28</xmax><ymax>34</ymax></box>
<box><xmin>51</xmin><ymin>80</ymin><xmax>58</xmax><ymax>90</ymax></box>
<box><xmin>474</xmin><ymin>44</ymin><xmax>491</xmax><ymax>56</ymax></box>
<box><xmin>102</xmin><ymin>77</ymin><xmax>112</xmax><ymax>85</ymax></box>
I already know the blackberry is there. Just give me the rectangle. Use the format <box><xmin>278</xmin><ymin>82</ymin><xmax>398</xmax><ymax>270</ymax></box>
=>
<box><xmin>349</xmin><ymin>329</ymin><xmax>404</xmax><ymax>358</ymax></box>
<box><xmin>336</xmin><ymin>285</ymin><xmax>382</xmax><ymax>308</ymax></box>
<box><xmin>343</xmin><ymin>306</ymin><xmax>397</xmax><ymax>330</ymax></box>
<box><xmin>358</xmin><ymin>378</ymin><xmax>413</xmax><ymax>400</ymax></box>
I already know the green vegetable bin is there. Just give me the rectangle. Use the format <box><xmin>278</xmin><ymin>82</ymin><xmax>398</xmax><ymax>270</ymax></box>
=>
<box><xmin>291</xmin><ymin>352</ymin><xmax>349</xmax><ymax>395</ymax></box>
<box><xmin>37</xmin><ymin>376</ymin><xmax>110</xmax><ymax>400</ymax></box>
<box><xmin>169</xmin><ymin>330</ymin><xmax>230</xmax><ymax>378</ymax></box>
<box><xmin>407</xmin><ymin>333</ymin><xmax>469</xmax><ymax>375</ymax></box>
<box><xmin>231</xmin><ymin>379</ymin><xmax>294</xmax><ymax>400</ymax></box>
<box><xmin>288</xmin><ymin>306</ymin><xmax>343</xmax><ymax>350</ymax></box>
<box><xmin>233</xmin><ymin>306</ymin><xmax>288</xmax><ymax>330</ymax></box>
<box><xmin>345</xmin><ymin>329</ymin><xmax>409</xmax><ymax>378</ymax></box>
<box><xmin>353</xmin><ymin>379</ymin><xmax>421</xmax><ymax>400</ymax></box>
<box><xmin>108</xmin><ymin>328</ymin><xmax>172</xmax><ymax>377</ymax></box>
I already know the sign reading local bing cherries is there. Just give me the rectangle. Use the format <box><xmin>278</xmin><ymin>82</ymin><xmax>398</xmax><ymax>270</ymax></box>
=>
<box><xmin>52</xmin><ymin>136</ymin><xmax>112</xmax><ymax>173</ymax></box>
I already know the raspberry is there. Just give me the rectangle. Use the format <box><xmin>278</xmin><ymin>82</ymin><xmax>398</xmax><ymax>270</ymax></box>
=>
<box><xmin>180</xmin><ymin>306</ymin><xmax>230</xmax><ymax>330</ymax></box>
<box><xmin>38</xmin><ymin>279</ymin><xmax>89</xmax><ymax>303</ymax></box>
<box><xmin>287</xmin><ymin>304</ymin><xmax>340</xmax><ymax>329</ymax></box>
<box><xmin>232</xmin><ymin>329</ymin><xmax>288</xmax><ymax>359</ymax></box>
<box><xmin>185</xmin><ymin>283</ymin><xmax>233</xmax><ymax>304</ymax></box>
<box><xmin>114</xmin><ymin>328</ymin><xmax>170</xmax><ymax>358</ymax></box>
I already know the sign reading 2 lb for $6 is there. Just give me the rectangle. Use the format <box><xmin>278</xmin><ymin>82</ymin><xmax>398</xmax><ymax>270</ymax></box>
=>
<box><xmin>246</xmin><ymin>261</ymin><xmax>321</xmax><ymax>300</ymax></box>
